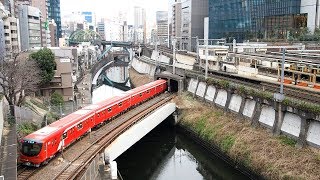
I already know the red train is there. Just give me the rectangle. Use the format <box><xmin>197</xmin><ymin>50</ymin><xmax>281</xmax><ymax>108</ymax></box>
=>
<box><xmin>19</xmin><ymin>80</ymin><xmax>168</xmax><ymax>166</ymax></box>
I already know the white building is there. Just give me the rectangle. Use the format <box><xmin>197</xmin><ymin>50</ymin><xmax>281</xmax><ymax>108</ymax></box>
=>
<box><xmin>18</xmin><ymin>5</ymin><xmax>41</xmax><ymax>51</ymax></box>
<box><xmin>134</xmin><ymin>6</ymin><xmax>146</xmax><ymax>43</ymax></box>
<box><xmin>156</xmin><ymin>11</ymin><xmax>168</xmax><ymax>45</ymax></box>
<box><xmin>4</xmin><ymin>16</ymin><xmax>19</xmax><ymax>59</ymax></box>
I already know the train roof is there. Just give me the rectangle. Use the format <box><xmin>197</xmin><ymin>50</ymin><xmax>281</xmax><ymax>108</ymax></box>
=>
<box><xmin>94</xmin><ymin>95</ymin><xmax>128</xmax><ymax>111</ymax></box>
<box><xmin>129</xmin><ymin>80</ymin><xmax>166</xmax><ymax>95</ymax></box>
<box><xmin>23</xmin><ymin>109</ymin><xmax>94</xmax><ymax>142</ymax></box>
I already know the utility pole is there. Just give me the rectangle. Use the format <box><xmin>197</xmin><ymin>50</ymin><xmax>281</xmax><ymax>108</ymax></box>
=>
<box><xmin>196</xmin><ymin>36</ymin><xmax>200</xmax><ymax>70</ymax></box>
<box><xmin>173</xmin><ymin>38</ymin><xmax>176</xmax><ymax>75</ymax></box>
<box><xmin>280</xmin><ymin>48</ymin><xmax>286</xmax><ymax>95</ymax></box>
<box><xmin>204</xmin><ymin>17</ymin><xmax>209</xmax><ymax>79</ymax></box>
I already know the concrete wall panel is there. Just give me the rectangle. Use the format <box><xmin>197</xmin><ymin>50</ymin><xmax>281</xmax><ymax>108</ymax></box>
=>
<box><xmin>307</xmin><ymin>121</ymin><xmax>320</xmax><ymax>147</ymax></box>
<box><xmin>187</xmin><ymin>78</ymin><xmax>198</xmax><ymax>94</ymax></box>
<box><xmin>259</xmin><ymin>105</ymin><xmax>275</xmax><ymax>127</ymax></box>
<box><xmin>205</xmin><ymin>85</ymin><xmax>216</xmax><ymax>102</ymax></box>
<box><xmin>214</xmin><ymin>90</ymin><xmax>227</xmax><ymax>107</ymax></box>
<box><xmin>228</xmin><ymin>94</ymin><xmax>242</xmax><ymax>112</ymax></box>
<box><xmin>196</xmin><ymin>82</ymin><xmax>207</xmax><ymax>97</ymax></box>
<box><xmin>281</xmin><ymin>112</ymin><xmax>301</xmax><ymax>138</ymax></box>
<box><xmin>243</xmin><ymin>99</ymin><xmax>256</xmax><ymax>118</ymax></box>
<box><xmin>131</xmin><ymin>58</ymin><xmax>156</xmax><ymax>75</ymax></box>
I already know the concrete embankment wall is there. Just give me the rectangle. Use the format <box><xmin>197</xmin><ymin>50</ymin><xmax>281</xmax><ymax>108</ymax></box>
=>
<box><xmin>131</xmin><ymin>58</ymin><xmax>156</xmax><ymax>76</ymax></box>
<box><xmin>187</xmin><ymin>78</ymin><xmax>320</xmax><ymax>148</ymax></box>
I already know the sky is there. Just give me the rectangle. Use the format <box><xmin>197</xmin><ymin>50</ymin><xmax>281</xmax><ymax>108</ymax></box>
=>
<box><xmin>61</xmin><ymin>0</ymin><xmax>168</xmax><ymax>26</ymax></box>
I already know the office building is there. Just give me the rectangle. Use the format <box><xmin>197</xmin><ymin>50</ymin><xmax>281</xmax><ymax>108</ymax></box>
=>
<box><xmin>49</xmin><ymin>19</ymin><xmax>57</xmax><ymax>46</ymax></box>
<box><xmin>134</xmin><ymin>6</ymin><xmax>146</xmax><ymax>43</ymax></box>
<box><xmin>18</xmin><ymin>4</ymin><xmax>41</xmax><ymax>51</ymax></box>
<box><xmin>181</xmin><ymin>0</ymin><xmax>208</xmax><ymax>51</ymax></box>
<box><xmin>209</xmin><ymin>0</ymin><xmax>320</xmax><ymax>41</ymax></box>
<box><xmin>48</xmin><ymin>0</ymin><xmax>61</xmax><ymax>38</ymax></box>
<box><xmin>30</xmin><ymin>0</ymin><xmax>51</xmax><ymax>47</ymax></box>
<box><xmin>97</xmin><ymin>20</ymin><xmax>105</xmax><ymax>40</ymax></box>
<box><xmin>156</xmin><ymin>11</ymin><xmax>168</xmax><ymax>45</ymax></box>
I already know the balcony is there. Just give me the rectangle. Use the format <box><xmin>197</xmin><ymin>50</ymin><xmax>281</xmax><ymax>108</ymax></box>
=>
<box><xmin>11</xmin><ymin>34</ymin><xmax>18</xmax><ymax>38</ymax></box>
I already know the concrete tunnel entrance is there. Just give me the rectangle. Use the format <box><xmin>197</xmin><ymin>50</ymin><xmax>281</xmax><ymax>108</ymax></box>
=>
<box><xmin>155</xmin><ymin>73</ymin><xmax>185</xmax><ymax>94</ymax></box>
<box><xmin>156</xmin><ymin>77</ymin><xmax>181</xmax><ymax>93</ymax></box>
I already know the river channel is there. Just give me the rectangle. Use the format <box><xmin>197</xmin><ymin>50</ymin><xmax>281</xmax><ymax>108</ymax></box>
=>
<box><xmin>116</xmin><ymin>121</ymin><xmax>249</xmax><ymax>180</ymax></box>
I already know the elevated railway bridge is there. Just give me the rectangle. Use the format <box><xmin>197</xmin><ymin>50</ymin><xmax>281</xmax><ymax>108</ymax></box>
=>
<box><xmin>18</xmin><ymin>92</ymin><xmax>179</xmax><ymax>180</ymax></box>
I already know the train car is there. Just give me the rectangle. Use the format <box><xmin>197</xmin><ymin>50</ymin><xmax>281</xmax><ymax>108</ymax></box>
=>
<box><xmin>19</xmin><ymin>109</ymin><xmax>95</xmax><ymax>166</ymax></box>
<box><xmin>19</xmin><ymin>80</ymin><xmax>168</xmax><ymax>166</ymax></box>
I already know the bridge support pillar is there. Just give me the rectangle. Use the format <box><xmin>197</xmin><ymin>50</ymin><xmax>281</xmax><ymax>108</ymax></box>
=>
<box><xmin>110</xmin><ymin>161</ymin><xmax>118</xmax><ymax>180</ymax></box>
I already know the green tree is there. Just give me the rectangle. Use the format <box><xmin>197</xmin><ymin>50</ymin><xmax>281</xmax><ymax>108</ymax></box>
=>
<box><xmin>50</xmin><ymin>92</ymin><xmax>64</xmax><ymax>106</ymax></box>
<box><xmin>30</xmin><ymin>48</ymin><xmax>56</xmax><ymax>86</ymax></box>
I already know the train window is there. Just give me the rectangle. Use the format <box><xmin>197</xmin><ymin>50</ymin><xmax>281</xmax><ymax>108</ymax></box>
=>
<box><xmin>97</xmin><ymin>113</ymin><xmax>100</xmax><ymax>117</ymax></box>
<box><xmin>62</xmin><ymin>132</ymin><xmax>67</xmax><ymax>139</ymax></box>
<box><xmin>140</xmin><ymin>93</ymin><xmax>142</xmax><ymax>97</ymax></box>
<box><xmin>91</xmin><ymin>118</ymin><xmax>94</xmax><ymax>122</ymax></box>
<box><xmin>119</xmin><ymin>102</ymin><xmax>122</xmax><ymax>106</ymax></box>
<box><xmin>108</xmin><ymin>107</ymin><xmax>112</xmax><ymax>112</ymax></box>
<box><xmin>77</xmin><ymin>123</ymin><xmax>83</xmax><ymax>129</ymax></box>
<box><xmin>147</xmin><ymin>90</ymin><xmax>150</xmax><ymax>93</ymax></box>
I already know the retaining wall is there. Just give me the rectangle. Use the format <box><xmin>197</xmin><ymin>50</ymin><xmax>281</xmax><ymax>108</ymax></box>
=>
<box><xmin>188</xmin><ymin>78</ymin><xmax>320</xmax><ymax>148</ymax></box>
<box><xmin>131</xmin><ymin>58</ymin><xmax>156</xmax><ymax>76</ymax></box>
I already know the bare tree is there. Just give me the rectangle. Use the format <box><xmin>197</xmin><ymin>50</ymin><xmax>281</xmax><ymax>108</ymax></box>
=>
<box><xmin>0</xmin><ymin>53</ymin><xmax>40</xmax><ymax>117</ymax></box>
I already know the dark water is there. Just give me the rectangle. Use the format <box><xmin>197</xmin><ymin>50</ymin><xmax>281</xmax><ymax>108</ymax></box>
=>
<box><xmin>116</xmin><ymin>122</ymin><xmax>249</xmax><ymax>180</ymax></box>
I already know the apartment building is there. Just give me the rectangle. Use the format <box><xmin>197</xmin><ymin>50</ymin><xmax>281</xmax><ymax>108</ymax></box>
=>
<box><xmin>18</xmin><ymin>4</ymin><xmax>41</xmax><ymax>51</ymax></box>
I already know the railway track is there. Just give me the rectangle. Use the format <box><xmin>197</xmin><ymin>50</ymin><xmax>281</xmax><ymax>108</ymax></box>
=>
<box><xmin>204</xmin><ymin>70</ymin><xmax>320</xmax><ymax>104</ymax></box>
<box><xmin>152</xmin><ymin>46</ymin><xmax>320</xmax><ymax>104</ymax></box>
<box><xmin>25</xmin><ymin>93</ymin><xmax>174</xmax><ymax>180</ymax></box>
<box><xmin>17</xmin><ymin>166</ymin><xmax>40</xmax><ymax>180</ymax></box>
<box><xmin>51</xmin><ymin>94</ymin><xmax>174</xmax><ymax>180</ymax></box>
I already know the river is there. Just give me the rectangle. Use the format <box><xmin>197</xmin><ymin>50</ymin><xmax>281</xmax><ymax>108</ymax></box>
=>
<box><xmin>116</xmin><ymin>121</ymin><xmax>249</xmax><ymax>180</ymax></box>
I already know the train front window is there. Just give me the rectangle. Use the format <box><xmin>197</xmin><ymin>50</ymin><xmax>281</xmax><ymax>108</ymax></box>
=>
<box><xmin>21</xmin><ymin>141</ymin><xmax>42</xmax><ymax>157</ymax></box>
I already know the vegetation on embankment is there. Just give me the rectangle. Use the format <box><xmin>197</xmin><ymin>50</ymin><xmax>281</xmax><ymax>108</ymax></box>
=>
<box><xmin>173</xmin><ymin>93</ymin><xmax>320</xmax><ymax>180</ymax></box>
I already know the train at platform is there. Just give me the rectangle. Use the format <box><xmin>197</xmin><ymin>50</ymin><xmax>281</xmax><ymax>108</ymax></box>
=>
<box><xmin>19</xmin><ymin>80</ymin><xmax>168</xmax><ymax>167</ymax></box>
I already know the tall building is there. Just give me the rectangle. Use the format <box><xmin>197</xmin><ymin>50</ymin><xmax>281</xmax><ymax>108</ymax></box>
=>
<box><xmin>156</xmin><ymin>11</ymin><xmax>169</xmax><ymax>45</ymax></box>
<box><xmin>97</xmin><ymin>20</ymin><xmax>105</xmax><ymax>40</ymax></box>
<box><xmin>181</xmin><ymin>0</ymin><xmax>208</xmax><ymax>51</ymax></box>
<box><xmin>49</xmin><ymin>19</ymin><xmax>57</xmax><ymax>46</ymax></box>
<box><xmin>18</xmin><ymin>5</ymin><xmax>41</xmax><ymax>51</ymax></box>
<box><xmin>4</xmin><ymin>16</ymin><xmax>19</xmax><ymax>59</ymax></box>
<box><xmin>30</xmin><ymin>0</ymin><xmax>51</xmax><ymax>47</ymax></box>
<box><xmin>209</xmin><ymin>0</ymin><xmax>320</xmax><ymax>41</ymax></box>
<box><xmin>0</xmin><ymin>2</ymin><xmax>6</xmax><ymax>62</ymax></box>
<box><xmin>134</xmin><ymin>6</ymin><xmax>146</xmax><ymax>43</ymax></box>
<box><xmin>171</xmin><ymin>0</ymin><xmax>181</xmax><ymax>38</ymax></box>
<box><xmin>1</xmin><ymin>1</ymin><xmax>19</xmax><ymax>60</ymax></box>
<box><xmin>168</xmin><ymin>0</ymin><xmax>181</xmax><ymax>47</ymax></box>
<box><xmin>48</xmin><ymin>0</ymin><xmax>61</xmax><ymax>39</ymax></box>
